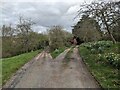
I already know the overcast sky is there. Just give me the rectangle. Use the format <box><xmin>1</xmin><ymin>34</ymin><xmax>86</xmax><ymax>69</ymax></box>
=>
<box><xmin>1</xmin><ymin>0</ymin><xmax>118</xmax><ymax>33</ymax></box>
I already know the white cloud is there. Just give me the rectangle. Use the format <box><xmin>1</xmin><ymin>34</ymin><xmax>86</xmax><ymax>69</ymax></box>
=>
<box><xmin>32</xmin><ymin>25</ymin><xmax>48</xmax><ymax>33</ymax></box>
<box><xmin>1</xmin><ymin>0</ymin><xmax>103</xmax><ymax>33</ymax></box>
<box><xmin>2</xmin><ymin>0</ymin><xmax>83</xmax><ymax>3</ymax></box>
<box><xmin>66</xmin><ymin>5</ymin><xmax>80</xmax><ymax>15</ymax></box>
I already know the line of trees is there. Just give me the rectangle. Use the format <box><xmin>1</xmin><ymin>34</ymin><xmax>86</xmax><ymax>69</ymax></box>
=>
<box><xmin>1</xmin><ymin>17</ymin><xmax>72</xmax><ymax>58</ymax></box>
<box><xmin>73</xmin><ymin>0</ymin><xmax>120</xmax><ymax>43</ymax></box>
<box><xmin>48</xmin><ymin>26</ymin><xmax>72</xmax><ymax>51</ymax></box>
<box><xmin>72</xmin><ymin>15</ymin><xmax>101</xmax><ymax>42</ymax></box>
<box><xmin>1</xmin><ymin>17</ymin><xmax>49</xmax><ymax>58</ymax></box>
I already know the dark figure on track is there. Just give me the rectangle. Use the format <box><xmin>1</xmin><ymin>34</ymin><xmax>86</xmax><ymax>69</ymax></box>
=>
<box><xmin>76</xmin><ymin>36</ymin><xmax>84</xmax><ymax>45</ymax></box>
<box><xmin>70</xmin><ymin>36</ymin><xmax>84</xmax><ymax>45</ymax></box>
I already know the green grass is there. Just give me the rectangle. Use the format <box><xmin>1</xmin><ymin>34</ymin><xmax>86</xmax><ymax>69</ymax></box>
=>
<box><xmin>2</xmin><ymin>50</ymin><xmax>41</xmax><ymax>85</ymax></box>
<box><xmin>63</xmin><ymin>47</ymin><xmax>73</xmax><ymax>64</ymax></box>
<box><xmin>79</xmin><ymin>41</ymin><xmax>120</xmax><ymax>88</ymax></box>
<box><xmin>50</xmin><ymin>47</ymin><xmax>66</xmax><ymax>59</ymax></box>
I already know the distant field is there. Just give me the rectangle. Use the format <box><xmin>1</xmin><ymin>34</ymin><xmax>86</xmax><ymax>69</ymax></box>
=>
<box><xmin>79</xmin><ymin>41</ymin><xmax>120</xmax><ymax>88</ymax></box>
<box><xmin>2</xmin><ymin>50</ymin><xmax>41</xmax><ymax>85</ymax></box>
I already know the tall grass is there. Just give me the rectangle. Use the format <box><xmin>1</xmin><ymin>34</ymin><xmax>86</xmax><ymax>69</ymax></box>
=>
<box><xmin>79</xmin><ymin>41</ymin><xmax>119</xmax><ymax>88</ymax></box>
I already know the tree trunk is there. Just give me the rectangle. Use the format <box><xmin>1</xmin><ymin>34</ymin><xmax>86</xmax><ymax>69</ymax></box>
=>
<box><xmin>102</xmin><ymin>13</ymin><xmax>116</xmax><ymax>44</ymax></box>
<box><xmin>108</xmin><ymin>31</ymin><xmax>116</xmax><ymax>44</ymax></box>
<box><xmin>106</xmin><ymin>24</ymin><xmax>116</xmax><ymax>44</ymax></box>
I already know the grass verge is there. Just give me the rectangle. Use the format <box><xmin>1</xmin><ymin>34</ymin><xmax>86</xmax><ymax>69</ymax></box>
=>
<box><xmin>50</xmin><ymin>47</ymin><xmax>66</xmax><ymax>59</ymax></box>
<box><xmin>79</xmin><ymin>41</ymin><xmax>119</xmax><ymax>88</ymax></box>
<box><xmin>2</xmin><ymin>50</ymin><xmax>41</xmax><ymax>85</ymax></box>
<box><xmin>63</xmin><ymin>47</ymin><xmax>73</xmax><ymax>64</ymax></box>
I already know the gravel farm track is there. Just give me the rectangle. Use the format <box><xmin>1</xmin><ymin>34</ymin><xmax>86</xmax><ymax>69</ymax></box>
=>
<box><xmin>3</xmin><ymin>47</ymin><xmax>101</xmax><ymax>88</ymax></box>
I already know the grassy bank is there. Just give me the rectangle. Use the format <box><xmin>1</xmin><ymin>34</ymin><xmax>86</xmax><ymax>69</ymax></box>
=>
<box><xmin>63</xmin><ymin>47</ymin><xmax>73</xmax><ymax>64</ymax></box>
<box><xmin>2</xmin><ymin>50</ymin><xmax>41</xmax><ymax>85</ymax></box>
<box><xmin>50</xmin><ymin>47</ymin><xmax>67</xmax><ymax>59</ymax></box>
<box><xmin>79</xmin><ymin>41</ymin><xmax>120</xmax><ymax>88</ymax></box>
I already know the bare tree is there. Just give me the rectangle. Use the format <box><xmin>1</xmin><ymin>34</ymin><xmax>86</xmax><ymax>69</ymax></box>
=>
<box><xmin>77</xmin><ymin>1</ymin><xmax>120</xmax><ymax>43</ymax></box>
<box><xmin>2</xmin><ymin>24</ymin><xmax>15</xmax><ymax>37</ymax></box>
<box><xmin>17</xmin><ymin>16</ymin><xmax>35</xmax><ymax>52</ymax></box>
